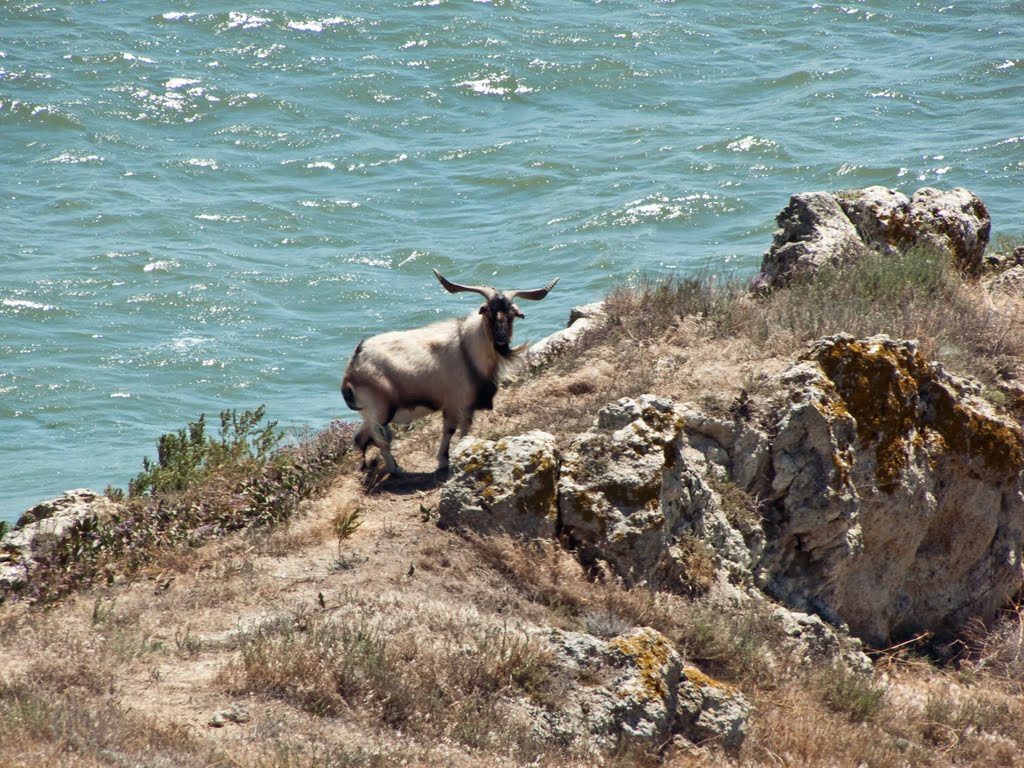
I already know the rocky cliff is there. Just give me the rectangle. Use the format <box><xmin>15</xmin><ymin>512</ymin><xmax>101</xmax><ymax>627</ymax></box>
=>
<box><xmin>4</xmin><ymin>185</ymin><xmax>1024</xmax><ymax>764</ymax></box>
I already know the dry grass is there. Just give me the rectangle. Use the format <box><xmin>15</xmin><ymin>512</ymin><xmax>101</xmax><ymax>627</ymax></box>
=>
<box><xmin>574</xmin><ymin>247</ymin><xmax>1024</xmax><ymax>406</ymax></box>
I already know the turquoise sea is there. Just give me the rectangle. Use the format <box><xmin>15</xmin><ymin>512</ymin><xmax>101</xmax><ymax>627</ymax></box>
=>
<box><xmin>2</xmin><ymin>1</ymin><xmax>1023</xmax><ymax>520</ymax></box>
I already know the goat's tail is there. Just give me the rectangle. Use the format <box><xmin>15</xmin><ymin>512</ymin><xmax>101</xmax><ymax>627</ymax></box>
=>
<box><xmin>342</xmin><ymin>383</ymin><xmax>360</xmax><ymax>411</ymax></box>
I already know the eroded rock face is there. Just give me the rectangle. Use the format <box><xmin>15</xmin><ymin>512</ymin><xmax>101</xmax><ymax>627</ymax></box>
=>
<box><xmin>754</xmin><ymin>191</ymin><xmax>869</xmax><ymax>290</ymax></box>
<box><xmin>557</xmin><ymin>395</ymin><xmax>687</xmax><ymax>585</ymax></box>
<box><xmin>440</xmin><ymin>330</ymin><xmax>1024</xmax><ymax>647</ymax></box>
<box><xmin>756</xmin><ymin>186</ymin><xmax>991</xmax><ymax>288</ymax></box>
<box><xmin>438</xmin><ymin>431</ymin><xmax>559</xmax><ymax>537</ymax></box>
<box><xmin>759</xmin><ymin>334</ymin><xmax>1024</xmax><ymax>644</ymax></box>
<box><xmin>558</xmin><ymin>395</ymin><xmax>750</xmax><ymax>589</ymax></box>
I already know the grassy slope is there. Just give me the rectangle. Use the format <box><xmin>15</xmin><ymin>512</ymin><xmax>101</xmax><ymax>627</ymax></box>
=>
<box><xmin>3</xmin><ymin>246</ymin><xmax>1024</xmax><ymax>767</ymax></box>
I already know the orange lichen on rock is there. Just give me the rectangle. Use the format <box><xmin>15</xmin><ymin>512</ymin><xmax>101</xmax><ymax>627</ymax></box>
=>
<box><xmin>607</xmin><ymin>627</ymin><xmax>678</xmax><ymax>700</ymax></box>
<box><xmin>812</xmin><ymin>335</ymin><xmax>1024</xmax><ymax>493</ymax></box>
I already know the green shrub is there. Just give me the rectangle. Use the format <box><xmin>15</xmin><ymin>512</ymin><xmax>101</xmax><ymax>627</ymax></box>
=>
<box><xmin>128</xmin><ymin>406</ymin><xmax>281</xmax><ymax>497</ymax></box>
<box><xmin>820</xmin><ymin>664</ymin><xmax>887</xmax><ymax>723</ymax></box>
<box><xmin>6</xmin><ymin>415</ymin><xmax>352</xmax><ymax>605</ymax></box>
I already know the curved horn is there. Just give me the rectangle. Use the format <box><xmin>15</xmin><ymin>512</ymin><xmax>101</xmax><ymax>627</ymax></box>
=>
<box><xmin>505</xmin><ymin>276</ymin><xmax>560</xmax><ymax>302</ymax></box>
<box><xmin>433</xmin><ymin>269</ymin><xmax>497</xmax><ymax>301</ymax></box>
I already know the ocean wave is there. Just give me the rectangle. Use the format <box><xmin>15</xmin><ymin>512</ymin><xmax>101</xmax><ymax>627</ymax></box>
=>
<box><xmin>455</xmin><ymin>72</ymin><xmax>533</xmax><ymax>97</ymax></box>
<box><xmin>47</xmin><ymin>152</ymin><xmax>103</xmax><ymax>164</ymax></box>
<box><xmin>2</xmin><ymin>299</ymin><xmax>58</xmax><ymax>312</ymax></box>
<box><xmin>581</xmin><ymin>193</ymin><xmax>733</xmax><ymax>230</ymax></box>
<box><xmin>143</xmin><ymin>259</ymin><xmax>181</xmax><ymax>272</ymax></box>
<box><xmin>286</xmin><ymin>17</ymin><xmax>356</xmax><ymax>33</ymax></box>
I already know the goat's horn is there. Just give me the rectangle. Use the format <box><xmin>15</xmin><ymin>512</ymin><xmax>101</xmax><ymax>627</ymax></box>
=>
<box><xmin>433</xmin><ymin>269</ymin><xmax>497</xmax><ymax>300</ymax></box>
<box><xmin>506</xmin><ymin>276</ymin><xmax>560</xmax><ymax>302</ymax></box>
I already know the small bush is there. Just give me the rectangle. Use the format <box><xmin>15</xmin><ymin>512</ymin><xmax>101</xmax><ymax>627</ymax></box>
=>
<box><xmin>128</xmin><ymin>406</ymin><xmax>281</xmax><ymax>498</ymax></box>
<box><xmin>331</xmin><ymin>505</ymin><xmax>363</xmax><ymax>552</ymax></box>
<box><xmin>819</xmin><ymin>664</ymin><xmax>887</xmax><ymax>723</ymax></box>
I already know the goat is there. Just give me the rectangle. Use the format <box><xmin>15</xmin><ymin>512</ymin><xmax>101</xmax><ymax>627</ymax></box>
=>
<box><xmin>341</xmin><ymin>268</ymin><xmax>559</xmax><ymax>474</ymax></box>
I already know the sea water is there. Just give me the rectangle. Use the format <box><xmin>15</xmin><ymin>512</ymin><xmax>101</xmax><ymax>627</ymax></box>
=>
<box><xmin>2</xmin><ymin>0</ymin><xmax>1022</xmax><ymax>520</ymax></box>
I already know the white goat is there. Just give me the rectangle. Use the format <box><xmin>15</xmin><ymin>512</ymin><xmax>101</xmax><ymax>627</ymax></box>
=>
<box><xmin>341</xmin><ymin>269</ymin><xmax>559</xmax><ymax>474</ymax></box>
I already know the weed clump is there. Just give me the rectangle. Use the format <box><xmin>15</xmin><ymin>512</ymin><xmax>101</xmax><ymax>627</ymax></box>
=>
<box><xmin>128</xmin><ymin>406</ymin><xmax>281</xmax><ymax>497</ymax></box>
<box><xmin>5</xmin><ymin>410</ymin><xmax>353</xmax><ymax>604</ymax></box>
<box><xmin>226</xmin><ymin>610</ymin><xmax>559</xmax><ymax>753</ymax></box>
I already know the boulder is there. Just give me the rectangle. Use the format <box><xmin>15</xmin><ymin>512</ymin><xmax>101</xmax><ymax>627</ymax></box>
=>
<box><xmin>757</xmin><ymin>334</ymin><xmax>1024</xmax><ymax>644</ymax></box>
<box><xmin>527</xmin><ymin>301</ymin><xmax>607</xmax><ymax>368</ymax></box>
<box><xmin>535</xmin><ymin>626</ymin><xmax>749</xmax><ymax>751</ymax></box>
<box><xmin>438</xmin><ymin>431</ymin><xmax>559</xmax><ymax>537</ymax></box>
<box><xmin>1</xmin><ymin>489</ymin><xmax>119</xmax><ymax>590</ymax></box>
<box><xmin>675</xmin><ymin>665</ymin><xmax>751</xmax><ymax>751</ymax></box>
<box><xmin>906</xmin><ymin>187</ymin><xmax>990</xmax><ymax>276</ymax></box>
<box><xmin>558</xmin><ymin>395</ymin><xmax>749</xmax><ymax>589</ymax></box>
<box><xmin>755</xmin><ymin>186</ymin><xmax>992</xmax><ymax>289</ymax></box>
<box><xmin>835</xmin><ymin>185</ymin><xmax>910</xmax><ymax>257</ymax></box>
<box><xmin>754</xmin><ymin>192</ymin><xmax>869</xmax><ymax>289</ymax></box>
<box><xmin>770</xmin><ymin>605</ymin><xmax>872</xmax><ymax>675</ymax></box>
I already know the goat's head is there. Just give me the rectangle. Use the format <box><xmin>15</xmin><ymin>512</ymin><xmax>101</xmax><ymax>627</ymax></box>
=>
<box><xmin>433</xmin><ymin>269</ymin><xmax>560</xmax><ymax>353</ymax></box>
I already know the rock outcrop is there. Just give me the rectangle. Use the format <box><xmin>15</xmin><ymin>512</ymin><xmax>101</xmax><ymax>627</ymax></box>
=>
<box><xmin>443</xmin><ymin>332</ymin><xmax>1024</xmax><ymax>647</ymax></box>
<box><xmin>527</xmin><ymin>301</ymin><xmax>607</xmax><ymax>368</ymax></box>
<box><xmin>535</xmin><ymin>626</ymin><xmax>750</xmax><ymax>751</ymax></box>
<box><xmin>439</xmin><ymin>431</ymin><xmax>559</xmax><ymax>538</ymax></box>
<box><xmin>1</xmin><ymin>489</ymin><xmax>119</xmax><ymax>590</ymax></box>
<box><xmin>756</xmin><ymin>186</ymin><xmax>991</xmax><ymax>289</ymax></box>
<box><xmin>757</xmin><ymin>334</ymin><xmax>1024</xmax><ymax>645</ymax></box>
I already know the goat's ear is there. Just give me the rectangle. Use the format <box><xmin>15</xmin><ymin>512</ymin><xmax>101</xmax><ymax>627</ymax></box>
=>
<box><xmin>512</xmin><ymin>304</ymin><xmax>524</xmax><ymax>319</ymax></box>
<box><xmin>478</xmin><ymin>305</ymin><xmax>489</xmax><ymax>316</ymax></box>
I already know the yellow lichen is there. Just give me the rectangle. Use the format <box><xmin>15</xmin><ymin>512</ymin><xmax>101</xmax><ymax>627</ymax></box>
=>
<box><xmin>812</xmin><ymin>336</ymin><xmax>1024</xmax><ymax>493</ymax></box>
<box><xmin>608</xmin><ymin>630</ymin><xmax>675</xmax><ymax>700</ymax></box>
<box><xmin>815</xmin><ymin>338</ymin><xmax>920</xmax><ymax>494</ymax></box>
<box><xmin>683</xmin><ymin>664</ymin><xmax>738</xmax><ymax>694</ymax></box>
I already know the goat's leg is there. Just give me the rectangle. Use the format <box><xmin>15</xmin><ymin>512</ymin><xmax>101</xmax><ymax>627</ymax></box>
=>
<box><xmin>437</xmin><ymin>411</ymin><xmax>462</xmax><ymax>471</ymax></box>
<box><xmin>353</xmin><ymin>422</ymin><xmax>373</xmax><ymax>470</ymax></box>
<box><xmin>370</xmin><ymin>421</ymin><xmax>399</xmax><ymax>474</ymax></box>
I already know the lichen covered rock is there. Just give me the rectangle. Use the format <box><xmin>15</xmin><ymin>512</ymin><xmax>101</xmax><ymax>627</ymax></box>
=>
<box><xmin>534</xmin><ymin>625</ymin><xmax>749</xmax><ymax>752</ymax></box>
<box><xmin>438</xmin><ymin>430</ymin><xmax>559</xmax><ymax>537</ymax></box>
<box><xmin>756</xmin><ymin>186</ymin><xmax>991</xmax><ymax>288</ymax></box>
<box><xmin>558</xmin><ymin>395</ymin><xmax>748</xmax><ymax>589</ymax></box>
<box><xmin>675</xmin><ymin>665</ymin><xmax>751</xmax><ymax>751</ymax></box>
<box><xmin>535</xmin><ymin>626</ymin><xmax>681</xmax><ymax>748</ymax></box>
<box><xmin>758</xmin><ymin>334</ymin><xmax>1024</xmax><ymax>644</ymax></box>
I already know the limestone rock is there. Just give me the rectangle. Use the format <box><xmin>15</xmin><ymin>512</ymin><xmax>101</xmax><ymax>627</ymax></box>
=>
<box><xmin>534</xmin><ymin>626</ymin><xmax>748</xmax><ymax>752</ymax></box>
<box><xmin>559</xmin><ymin>396</ymin><xmax>729</xmax><ymax>589</ymax></box>
<box><xmin>438</xmin><ymin>431</ymin><xmax>559</xmax><ymax>537</ymax></box>
<box><xmin>906</xmin><ymin>187</ymin><xmax>990</xmax><ymax>276</ymax></box>
<box><xmin>755</xmin><ymin>186</ymin><xmax>992</xmax><ymax>289</ymax></box>
<box><xmin>675</xmin><ymin>665</ymin><xmax>751</xmax><ymax>751</ymax></box>
<box><xmin>1</xmin><ymin>489</ymin><xmax>119</xmax><ymax>590</ymax></box>
<box><xmin>535</xmin><ymin>627</ymin><xmax>680</xmax><ymax>747</ymax></box>
<box><xmin>770</xmin><ymin>606</ymin><xmax>872</xmax><ymax>675</ymax></box>
<box><xmin>527</xmin><ymin>301</ymin><xmax>607</xmax><ymax>367</ymax></box>
<box><xmin>558</xmin><ymin>396</ymin><xmax>685</xmax><ymax>585</ymax></box>
<box><xmin>758</xmin><ymin>334</ymin><xmax>1024</xmax><ymax>644</ymax></box>
<box><xmin>754</xmin><ymin>191</ymin><xmax>869</xmax><ymax>289</ymax></box>
<box><xmin>835</xmin><ymin>185</ymin><xmax>910</xmax><ymax>257</ymax></box>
